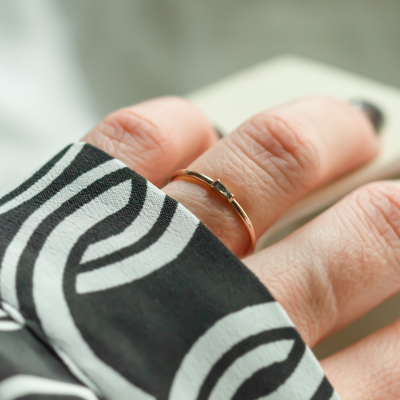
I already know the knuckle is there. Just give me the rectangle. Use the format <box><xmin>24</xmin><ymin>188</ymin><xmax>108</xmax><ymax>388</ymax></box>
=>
<box><xmin>334</xmin><ymin>182</ymin><xmax>400</xmax><ymax>293</ymax></box>
<box><xmin>352</xmin><ymin>182</ymin><xmax>400</xmax><ymax>251</ymax></box>
<box><xmin>233</xmin><ymin>112</ymin><xmax>321</xmax><ymax>196</ymax></box>
<box><xmin>273</xmin><ymin>266</ymin><xmax>337</xmax><ymax>347</ymax></box>
<box><xmin>298</xmin><ymin>182</ymin><xmax>400</xmax><ymax>339</ymax></box>
<box><xmin>100</xmin><ymin>108</ymin><xmax>175</xmax><ymax>161</ymax></box>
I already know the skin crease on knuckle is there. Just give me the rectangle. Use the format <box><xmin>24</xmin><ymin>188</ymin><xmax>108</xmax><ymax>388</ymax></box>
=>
<box><xmin>232</xmin><ymin>112</ymin><xmax>321</xmax><ymax>205</ymax></box>
<box><xmin>87</xmin><ymin>108</ymin><xmax>176</xmax><ymax>181</ymax></box>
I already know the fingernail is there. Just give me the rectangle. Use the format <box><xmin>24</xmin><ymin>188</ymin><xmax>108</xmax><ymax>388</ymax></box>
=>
<box><xmin>213</xmin><ymin>125</ymin><xmax>225</xmax><ymax>140</ymax></box>
<box><xmin>350</xmin><ymin>99</ymin><xmax>385</xmax><ymax>133</ymax></box>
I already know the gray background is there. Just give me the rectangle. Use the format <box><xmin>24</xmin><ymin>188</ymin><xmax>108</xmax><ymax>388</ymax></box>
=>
<box><xmin>61</xmin><ymin>0</ymin><xmax>400</xmax><ymax>117</ymax></box>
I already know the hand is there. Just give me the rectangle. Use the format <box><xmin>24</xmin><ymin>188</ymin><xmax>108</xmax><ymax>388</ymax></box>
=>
<box><xmin>82</xmin><ymin>96</ymin><xmax>397</xmax><ymax>399</ymax></box>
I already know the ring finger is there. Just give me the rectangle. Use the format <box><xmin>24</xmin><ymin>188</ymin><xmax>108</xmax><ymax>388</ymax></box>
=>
<box><xmin>163</xmin><ymin>97</ymin><xmax>379</xmax><ymax>256</ymax></box>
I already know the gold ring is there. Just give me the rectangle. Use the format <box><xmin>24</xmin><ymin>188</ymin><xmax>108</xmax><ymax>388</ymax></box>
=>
<box><xmin>170</xmin><ymin>169</ymin><xmax>256</xmax><ymax>256</ymax></box>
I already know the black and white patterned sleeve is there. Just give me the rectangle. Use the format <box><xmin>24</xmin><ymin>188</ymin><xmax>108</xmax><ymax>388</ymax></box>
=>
<box><xmin>0</xmin><ymin>143</ymin><xmax>340</xmax><ymax>400</ymax></box>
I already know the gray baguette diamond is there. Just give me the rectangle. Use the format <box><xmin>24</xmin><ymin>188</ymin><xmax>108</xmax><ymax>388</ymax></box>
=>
<box><xmin>212</xmin><ymin>179</ymin><xmax>233</xmax><ymax>200</ymax></box>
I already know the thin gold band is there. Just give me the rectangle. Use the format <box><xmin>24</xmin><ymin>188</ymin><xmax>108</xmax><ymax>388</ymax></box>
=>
<box><xmin>170</xmin><ymin>169</ymin><xmax>256</xmax><ymax>256</ymax></box>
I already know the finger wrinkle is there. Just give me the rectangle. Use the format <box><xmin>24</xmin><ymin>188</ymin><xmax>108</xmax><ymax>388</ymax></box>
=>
<box><xmin>209</xmin><ymin>140</ymin><xmax>279</xmax><ymax>215</ymax></box>
<box><xmin>104</xmin><ymin>108</ymin><xmax>175</xmax><ymax>155</ymax></box>
<box><xmin>353</xmin><ymin>185</ymin><xmax>400</xmax><ymax>279</ymax></box>
<box><xmin>247</xmin><ymin>112</ymin><xmax>318</xmax><ymax>175</ymax></box>
<box><xmin>91</xmin><ymin>109</ymin><xmax>178</xmax><ymax>181</ymax></box>
<box><xmin>364</xmin><ymin>184</ymin><xmax>400</xmax><ymax>245</ymax></box>
<box><xmin>253</xmin><ymin>237</ymin><xmax>339</xmax><ymax>346</ymax></box>
<box><xmin>234</xmin><ymin>114</ymin><xmax>320</xmax><ymax>196</ymax></box>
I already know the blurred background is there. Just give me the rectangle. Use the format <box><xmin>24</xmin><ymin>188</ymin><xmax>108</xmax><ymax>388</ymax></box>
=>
<box><xmin>65</xmin><ymin>0</ymin><xmax>400</xmax><ymax>114</ymax></box>
<box><xmin>61</xmin><ymin>0</ymin><xmax>400</xmax><ymax>115</ymax></box>
<box><xmin>1</xmin><ymin>0</ymin><xmax>400</xmax><ymax>187</ymax></box>
<box><xmin>1</xmin><ymin>0</ymin><xmax>400</xmax><ymax>358</ymax></box>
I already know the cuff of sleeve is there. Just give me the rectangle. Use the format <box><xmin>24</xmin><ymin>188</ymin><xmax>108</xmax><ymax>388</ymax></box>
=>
<box><xmin>0</xmin><ymin>143</ymin><xmax>340</xmax><ymax>400</ymax></box>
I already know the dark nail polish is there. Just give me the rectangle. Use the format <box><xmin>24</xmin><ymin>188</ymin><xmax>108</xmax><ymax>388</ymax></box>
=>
<box><xmin>213</xmin><ymin>125</ymin><xmax>225</xmax><ymax>140</ymax></box>
<box><xmin>350</xmin><ymin>99</ymin><xmax>385</xmax><ymax>133</ymax></box>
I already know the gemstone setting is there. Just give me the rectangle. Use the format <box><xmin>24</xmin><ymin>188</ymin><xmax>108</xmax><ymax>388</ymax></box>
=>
<box><xmin>212</xmin><ymin>179</ymin><xmax>233</xmax><ymax>200</ymax></box>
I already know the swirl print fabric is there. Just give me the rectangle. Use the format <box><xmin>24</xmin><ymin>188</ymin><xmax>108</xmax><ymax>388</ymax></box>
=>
<box><xmin>0</xmin><ymin>143</ymin><xmax>340</xmax><ymax>400</ymax></box>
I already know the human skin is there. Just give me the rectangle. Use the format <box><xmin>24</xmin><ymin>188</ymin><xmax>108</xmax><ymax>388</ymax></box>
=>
<box><xmin>83</xmin><ymin>96</ymin><xmax>400</xmax><ymax>399</ymax></box>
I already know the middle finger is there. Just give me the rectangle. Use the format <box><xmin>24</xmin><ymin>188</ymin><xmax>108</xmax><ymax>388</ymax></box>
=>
<box><xmin>164</xmin><ymin>97</ymin><xmax>379</xmax><ymax>256</ymax></box>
